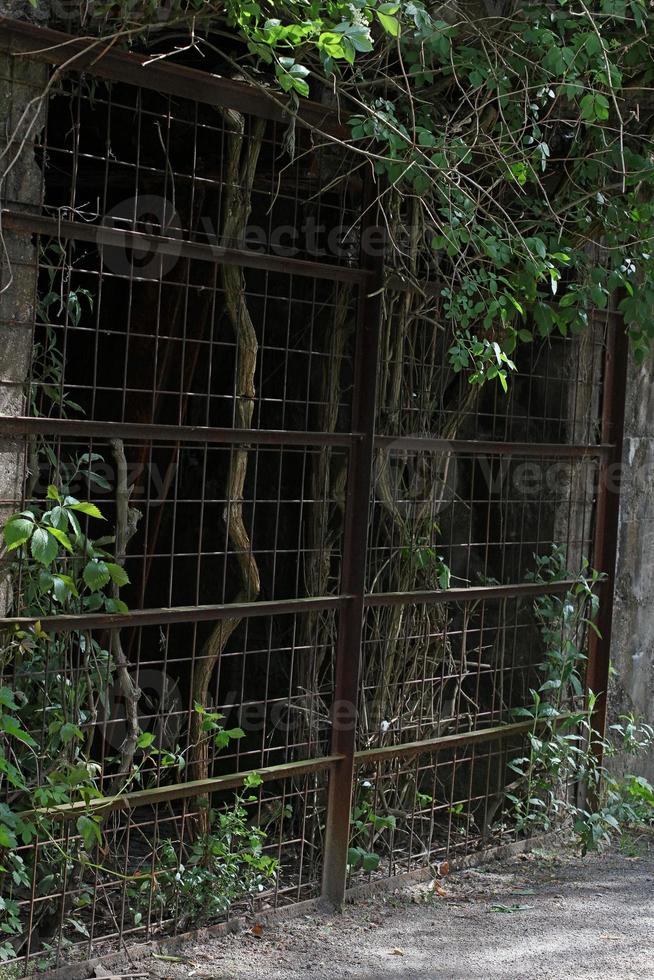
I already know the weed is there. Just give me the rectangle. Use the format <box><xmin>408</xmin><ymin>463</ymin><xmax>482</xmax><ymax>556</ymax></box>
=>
<box><xmin>507</xmin><ymin>548</ymin><xmax>654</xmax><ymax>854</ymax></box>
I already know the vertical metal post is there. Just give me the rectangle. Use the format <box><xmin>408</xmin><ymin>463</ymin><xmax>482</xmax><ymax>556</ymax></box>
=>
<box><xmin>586</xmin><ymin>306</ymin><xmax>629</xmax><ymax>750</ymax></box>
<box><xmin>321</xmin><ymin>180</ymin><xmax>384</xmax><ymax>906</ymax></box>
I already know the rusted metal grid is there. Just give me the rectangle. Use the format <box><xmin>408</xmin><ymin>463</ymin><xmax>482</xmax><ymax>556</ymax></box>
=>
<box><xmin>0</xmin><ymin>20</ymin><xmax>627</xmax><ymax>972</ymax></box>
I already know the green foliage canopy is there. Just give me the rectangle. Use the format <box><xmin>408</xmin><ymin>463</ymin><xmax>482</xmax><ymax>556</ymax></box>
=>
<box><xmin>38</xmin><ymin>0</ymin><xmax>654</xmax><ymax>380</ymax></box>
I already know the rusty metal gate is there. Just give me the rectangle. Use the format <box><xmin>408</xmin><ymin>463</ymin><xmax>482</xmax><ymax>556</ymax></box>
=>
<box><xmin>0</xmin><ymin>19</ymin><xmax>627</xmax><ymax>974</ymax></box>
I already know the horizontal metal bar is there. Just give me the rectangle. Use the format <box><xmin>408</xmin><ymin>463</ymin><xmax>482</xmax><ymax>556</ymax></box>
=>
<box><xmin>0</xmin><ymin>581</ymin><xmax>577</xmax><ymax>632</ymax></box>
<box><xmin>0</xmin><ymin>417</ymin><xmax>607</xmax><ymax>459</ymax></box>
<box><xmin>0</xmin><ymin>18</ymin><xmax>349</xmax><ymax>138</ymax></box>
<box><xmin>27</xmin><ymin>755</ymin><xmax>344</xmax><ymax>820</ymax></box>
<box><xmin>374</xmin><ymin>434</ymin><xmax>611</xmax><ymax>458</ymax></box>
<box><xmin>365</xmin><ymin>579</ymin><xmax>577</xmax><ymax>608</ymax></box>
<box><xmin>0</xmin><ymin>415</ymin><xmax>361</xmax><ymax>449</ymax></box>
<box><xmin>354</xmin><ymin>716</ymin><xmax>569</xmax><ymax>765</ymax></box>
<box><xmin>30</xmin><ymin>716</ymin><xmax>571</xmax><ymax>819</ymax></box>
<box><xmin>2</xmin><ymin>210</ymin><xmax>367</xmax><ymax>286</ymax></box>
<box><xmin>0</xmin><ymin>594</ymin><xmax>349</xmax><ymax>632</ymax></box>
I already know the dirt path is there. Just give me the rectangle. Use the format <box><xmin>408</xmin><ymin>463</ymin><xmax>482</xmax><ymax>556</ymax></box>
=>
<box><xmin>108</xmin><ymin>840</ymin><xmax>654</xmax><ymax>980</ymax></box>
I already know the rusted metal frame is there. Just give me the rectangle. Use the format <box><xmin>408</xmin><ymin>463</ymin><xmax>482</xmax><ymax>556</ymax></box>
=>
<box><xmin>31</xmin><ymin>716</ymin><xmax>569</xmax><ymax>821</ymax></box>
<box><xmin>321</xmin><ymin>186</ymin><xmax>384</xmax><ymax>907</ymax></box>
<box><xmin>25</xmin><ymin>755</ymin><xmax>345</xmax><ymax>820</ymax></box>
<box><xmin>2</xmin><ymin>210</ymin><xmax>368</xmax><ymax>286</ymax></box>
<box><xmin>0</xmin><ymin>17</ymin><xmax>348</xmax><ymax>138</ymax></box>
<box><xmin>0</xmin><ymin>580</ymin><xmax>578</xmax><ymax>631</ymax></box>
<box><xmin>585</xmin><ymin>308</ymin><xmax>629</xmax><ymax>750</ymax></box>
<box><xmin>0</xmin><ymin>417</ymin><xmax>609</xmax><ymax>458</ymax></box>
<box><xmin>0</xmin><ymin>594</ymin><xmax>349</xmax><ymax>632</ymax></box>
<box><xmin>374</xmin><ymin>434</ymin><xmax>612</xmax><ymax>459</ymax></box>
<box><xmin>0</xmin><ymin>415</ymin><xmax>361</xmax><ymax>449</ymax></box>
<box><xmin>364</xmin><ymin>579</ymin><xmax>578</xmax><ymax>608</ymax></box>
<box><xmin>353</xmin><ymin>716</ymin><xmax>571</xmax><ymax>764</ymax></box>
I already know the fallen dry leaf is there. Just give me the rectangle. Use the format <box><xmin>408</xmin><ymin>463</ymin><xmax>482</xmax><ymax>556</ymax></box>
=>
<box><xmin>251</xmin><ymin>922</ymin><xmax>264</xmax><ymax>938</ymax></box>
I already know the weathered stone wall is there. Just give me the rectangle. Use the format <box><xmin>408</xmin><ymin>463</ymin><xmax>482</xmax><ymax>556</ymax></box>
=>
<box><xmin>608</xmin><ymin>354</ymin><xmax>654</xmax><ymax>782</ymax></box>
<box><xmin>0</xmin><ymin>21</ymin><xmax>47</xmax><ymax>613</ymax></box>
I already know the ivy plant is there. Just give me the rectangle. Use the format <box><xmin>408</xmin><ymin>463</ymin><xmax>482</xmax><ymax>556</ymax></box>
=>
<box><xmin>60</xmin><ymin>0</ymin><xmax>654</xmax><ymax>384</ymax></box>
<box><xmin>506</xmin><ymin>548</ymin><xmax>654</xmax><ymax>853</ymax></box>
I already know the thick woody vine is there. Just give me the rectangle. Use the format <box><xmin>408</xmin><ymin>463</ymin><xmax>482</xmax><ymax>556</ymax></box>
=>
<box><xmin>188</xmin><ymin>113</ymin><xmax>266</xmax><ymax>803</ymax></box>
<box><xmin>0</xmin><ymin>0</ymin><xmax>653</xmax><ymax>964</ymax></box>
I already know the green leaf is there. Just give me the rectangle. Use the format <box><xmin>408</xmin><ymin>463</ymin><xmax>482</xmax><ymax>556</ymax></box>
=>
<box><xmin>60</xmin><ymin>722</ymin><xmax>84</xmax><ymax>744</ymax></box>
<box><xmin>76</xmin><ymin>815</ymin><xmax>102</xmax><ymax>851</ymax></box>
<box><xmin>214</xmin><ymin>726</ymin><xmax>245</xmax><ymax>749</ymax></box>
<box><xmin>243</xmin><ymin>771</ymin><xmax>263</xmax><ymax>789</ymax></box>
<box><xmin>45</xmin><ymin>525</ymin><xmax>73</xmax><ymax>552</ymax></box>
<box><xmin>0</xmin><ymin>826</ymin><xmax>17</xmax><ymax>849</ymax></box>
<box><xmin>104</xmin><ymin>598</ymin><xmax>128</xmax><ymax>614</ymax></box>
<box><xmin>580</xmin><ymin>92</ymin><xmax>610</xmax><ymax>122</ymax></box>
<box><xmin>3</xmin><ymin>516</ymin><xmax>34</xmax><ymax>552</ymax></box>
<box><xmin>539</xmin><ymin>678</ymin><xmax>562</xmax><ymax>692</ymax></box>
<box><xmin>361</xmin><ymin>851</ymin><xmax>381</xmax><ymax>872</ymax></box>
<box><xmin>512</xmin><ymin>707</ymin><xmax>536</xmax><ymax>719</ymax></box>
<box><xmin>437</xmin><ymin>564</ymin><xmax>451</xmax><ymax>590</ymax></box>
<box><xmin>68</xmin><ymin>500</ymin><xmax>105</xmax><ymax>520</ymax></box>
<box><xmin>88</xmin><ymin>471</ymin><xmax>112</xmax><ymax>490</ymax></box>
<box><xmin>83</xmin><ymin>560</ymin><xmax>111</xmax><ymax>592</ymax></box>
<box><xmin>136</xmin><ymin>731</ymin><xmax>155</xmax><ymax>749</ymax></box>
<box><xmin>377</xmin><ymin>7</ymin><xmax>400</xmax><ymax>36</ymax></box>
<box><xmin>0</xmin><ymin>688</ymin><xmax>18</xmax><ymax>711</ymax></box>
<box><xmin>30</xmin><ymin>526</ymin><xmax>58</xmax><ymax>566</ymax></box>
<box><xmin>319</xmin><ymin>31</ymin><xmax>347</xmax><ymax>60</ymax></box>
<box><xmin>53</xmin><ymin>573</ymin><xmax>79</xmax><ymax>599</ymax></box>
<box><xmin>291</xmin><ymin>77</ymin><xmax>310</xmax><ymax>97</ymax></box>
<box><xmin>106</xmin><ymin>563</ymin><xmax>130</xmax><ymax>587</ymax></box>
<box><xmin>0</xmin><ymin>715</ymin><xmax>37</xmax><ymax>747</ymax></box>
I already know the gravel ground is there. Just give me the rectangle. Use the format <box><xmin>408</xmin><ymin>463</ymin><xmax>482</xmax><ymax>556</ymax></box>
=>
<box><xmin>106</xmin><ymin>838</ymin><xmax>654</xmax><ymax>980</ymax></box>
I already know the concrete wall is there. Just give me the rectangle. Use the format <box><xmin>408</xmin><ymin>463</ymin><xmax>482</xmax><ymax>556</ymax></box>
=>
<box><xmin>0</xmin><ymin>20</ymin><xmax>46</xmax><ymax>612</ymax></box>
<box><xmin>608</xmin><ymin>354</ymin><xmax>654</xmax><ymax>782</ymax></box>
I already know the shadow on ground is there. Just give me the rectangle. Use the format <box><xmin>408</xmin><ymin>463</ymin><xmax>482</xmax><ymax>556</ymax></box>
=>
<box><xmin>109</xmin><ymin>840</ymin><xmax>654</xmax><ymax>980</ymax></box>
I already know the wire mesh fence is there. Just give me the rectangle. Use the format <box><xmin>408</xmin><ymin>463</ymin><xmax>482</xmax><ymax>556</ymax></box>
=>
<box><xmin>0</xmin><ymin>20</ymin><xmax>627</xmax><ymax>974</ymax></box>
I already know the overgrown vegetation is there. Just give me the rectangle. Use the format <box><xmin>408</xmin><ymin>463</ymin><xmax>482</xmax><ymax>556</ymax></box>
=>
<box><xmin>35</xmin><ymin>0</ymin><xmax>654</xmax><ymax>380</ymax></box>
<box><xmin>1</xmin><ymin>0</ymin><xmax>652</xmax><ymax>967</ymax></box>
<box><xmin>0</xmin><ymin>494</ymin><xmax>275</xmax><ymax>966</ymax></box>
<box><xmin>126</xmin><ymin>772</ymin><xmax>276</xmax><ymax>932</ymax></box>
<box><xmin>507</xmin><ymin>547</ymin><xmax>654</xmax><ymax>854</ymax></box>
